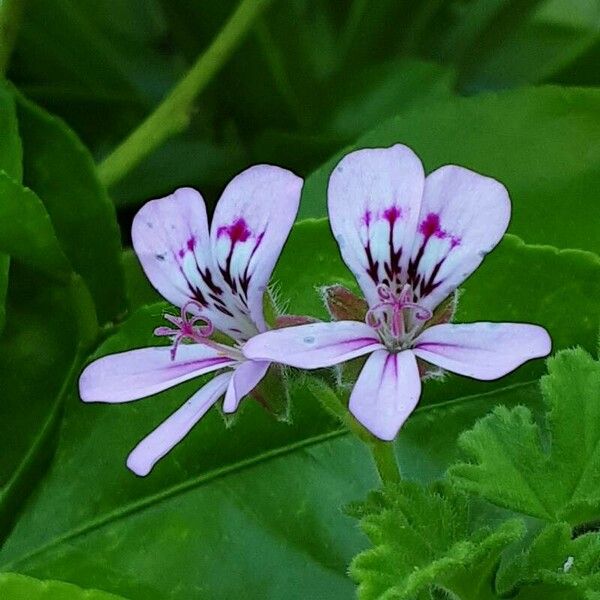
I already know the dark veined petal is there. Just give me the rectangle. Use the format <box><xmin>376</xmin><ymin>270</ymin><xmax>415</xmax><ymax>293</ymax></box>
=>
<box><xmin>210</xmin><ymin>165</ymin><xmax>302</xmax><ymax>335</ymax></box>
<box><xmin>328</xmin><ymin>145</ymin><xmax>425</xmax><ymax>307</ymax></box>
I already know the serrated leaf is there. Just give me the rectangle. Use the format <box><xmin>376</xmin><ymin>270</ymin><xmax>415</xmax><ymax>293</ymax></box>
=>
<box><xmin>0</xmin><ymin>171</ymin><xmax>72</xmax><ymax>278</ymax></box>
<box><xmin>13</xmin><ymin>87</ymin><xmax>126</xmax><ymax>323</ymax></box>
<box><xmin>0</xmin><ymin>572</ymin><xmax>128</xmax><ymax>599</ymax></box>
<box><xmin>449</xmin><ymin>347</ymin><xmax>600</xmax><ymax>526</ymax></box>
<box><xmin>497</xmin><ymin>522</ymin><xmax>600</xmax><ymax>597</ymax></box>
<box><xmin>298</xmin><ymin>87</ymin><xmax>600</xmax><ymax>256</ymax></box>
<box><xmin>349</xmin><ymin>482</ymin><xmax>524</xmax><ymax>600</ymax></box>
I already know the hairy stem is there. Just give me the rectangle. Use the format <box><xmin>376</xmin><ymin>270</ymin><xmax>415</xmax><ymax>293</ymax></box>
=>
<box><xmin>0</xmin><ymin>0</ymin><xmax>26</xmax><ymax>75</ymax></box>
<box><xmin>369</xmin><ymin>439</ymin><xmax>401</xmax><ymax>486</ymax></box>
<box><xmin>97</xmin><ymin>0</ymin><xmax>273</xmax><ymax>188</ymax></box>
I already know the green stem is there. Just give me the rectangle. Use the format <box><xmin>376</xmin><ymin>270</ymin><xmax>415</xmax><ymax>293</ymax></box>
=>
<box><xmin>0</xmin><ymin>0</ymin><xmax>26</xmax><ymax>76</ymax></box>
<box><xmin>97</xmin><ymin>0</ymin><xmax>273</xmax><ymax>188</ymax></box>
<box><xmin>306</xmin><ymin>377</ymin><xmax>402</xmax><ymax>486</ymax></box>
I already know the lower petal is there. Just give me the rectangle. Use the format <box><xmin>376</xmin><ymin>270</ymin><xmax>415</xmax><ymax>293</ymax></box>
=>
<box><xmin>242</xmin><ymin>321</ymin><xmax>383</xmax><ymax>369</ymax></box>
<box><xmin>223</xmin><ymin>359</ymin><xmax>270</xmax><ymax>413</ymax></box>
<box><xmin>412</xmin><ymin>322</ymin><xmax>551</xmax><ymax>380</ymax></box>
<box><xmin>79</xmin><ymin>344</ymin><xmax>237</xmax><ymax>403</ymax></box>
<box><xmin>127</xmin><ymin>371</ymin><xmax>232</xmax><ymax>476</ymax></box>
<box><xmin>349</xmin><ymin>349</ymin><xmax>421</xmax><ymax>441</ymax></box>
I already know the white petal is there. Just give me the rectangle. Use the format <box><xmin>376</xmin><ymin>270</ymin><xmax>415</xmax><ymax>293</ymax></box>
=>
<box><xmin>349</xmin><ymin>350</ymin><xmax>421</xmax><ymax>441</ymax></box>
<box><xmin>412</xmin><ymin>322</ymin><xmax>551</xmax><ymax>380</ymax></box>
<box><xmin>242</xmin><ymin>321</ymin><xmax>383</xmax><ymax>368</ymax></box>
<box><xmin>127</xmin><ymin>372</ymin><xmax>232</xmax><ymax>476</ymax></box>
<box><xmin>223</xmin><ymin>359</ymin><xmax>270</xmax><ymax>413</ymax></box>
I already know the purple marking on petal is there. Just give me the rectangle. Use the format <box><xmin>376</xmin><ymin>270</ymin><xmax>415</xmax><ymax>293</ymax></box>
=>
<box><xmin>178</xmin><ymin>249</ymin><xmax>185</xmax><ymax>259</ymax></box>
<box><xmin>363</xmin><ymin>210</ymin><xmax>372</xmax><ymax>226</ymax></box>
<box><xmin>187</xmin><ymin>236</ymin><xmax>197</xmax><ymax>251</ymax></box>
<box><xmin>383</xmin><ymin>205</ymin><xmax>402</xmax><ymax>225</ymax></box>
<box><xmin>419</xmin><ymin>212</ymin><xmax>445</xmax><ymax>239</ymax></box>
<box><xmin>217</xmin><ymin>218</ymin><xmax>252</xmax><ymax>243</ymax></box>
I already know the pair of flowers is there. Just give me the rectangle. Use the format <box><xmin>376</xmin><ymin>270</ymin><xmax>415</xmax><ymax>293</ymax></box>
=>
<box><xmin>80</xmin><ymin>144</ymin><xmax>551</xmax><ymax>476</ymax></box>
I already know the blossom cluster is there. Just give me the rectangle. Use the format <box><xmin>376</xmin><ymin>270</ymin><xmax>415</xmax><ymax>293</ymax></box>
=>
<box><xmin>79</xmin><ymin>145</ymin><xmax>550</xmax><ymax>475</ymax></box>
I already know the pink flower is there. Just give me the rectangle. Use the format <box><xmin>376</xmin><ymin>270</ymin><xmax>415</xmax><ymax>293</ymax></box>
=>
<box><xmin>243</xmin><ymin>145</ymin><xmax>551</xmax><ymax>441</ymax></box>
<box><xmin>79</xmin><ymin>166</ymin><xmax>302</xmax><ymax>475</ymax></box>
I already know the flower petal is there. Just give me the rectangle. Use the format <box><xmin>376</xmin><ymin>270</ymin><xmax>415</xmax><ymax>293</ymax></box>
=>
<box><xmin>328</xmin><ymin>145</ymin><xmax>425</xmax><ymax>307</ymax></box>
<box><xmin>131</xmin><ymin>187</ymin><xmax>249</xmax><ymax>338</ymax></box>
<box><xmin>412</xmin><ymin>322</ymin><xmax>551</xmax><ymax>380</ymax></box>
<box><xmin>349</xmin><ymin>349</ymin><xmax>421</xmax><ymax>441</ymax></box>
<box><xmin>223</xmin><ymin>359</ymin><xmax>270</xmax><ymax>413</ymax></box>
<box><xmin>127</xmin><ymin>372</ymin><xmax>232</xmax><ymax>476</ymax></box>
<box><xmin>408</xmin><ymin>166</ymin><xmax>510</xmax><ymax>312</ymax></box>
<box><xmin>79</xmin><ymin>344</ymin><xmax>237</xmax><ymax>403</ymax></box>
<box><xmin>242</xmin><ymin>321</ymin><xmax>383</xmax><ymax>368</ymax></box>
<box><xmin>210</xmin><ymin>165</ymin><xmax>302</xmax><ymax>334</ymax></box>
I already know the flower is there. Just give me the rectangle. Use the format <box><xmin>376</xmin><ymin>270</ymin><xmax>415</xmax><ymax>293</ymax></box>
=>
<box><xmin>79</xmin><ymin>166</ymin><xmax>302</xmax><ymax>475</ymax></box>
<box><xmin>243</xmin><ymin>145</ymin><xmax>551</xmax><ymax>441</ymax></box>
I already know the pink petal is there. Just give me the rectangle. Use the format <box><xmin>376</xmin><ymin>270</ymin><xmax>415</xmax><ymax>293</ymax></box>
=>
<box><xmin>242</xmin><ymin>321</ymin><xmax>383</xmax><ymax>368</ymax></box>
<box><xmin>408</xmin><ymin>166</ymin><xmax>510</xmax><ymax>312</ymax></box>
<box><xmin>327</xmin><ymin>145</ymin><xmax>425</xmax><ymax>307</ymax></box>
<box><xmin>131</xmin><ymin>187</ymin><xmax>255</xmax><ymax>340</ymax></box>
<box><xmin>412</xmin><ymin>322</ymin><xmax>551</xmax><ymax>380</ymax></box>
<box><xmin>223</xmin><ymin>359</ymin><xmax>270</xmax><ymax>413</ymax></box>
<box><xmin>349</xmin><ymin>349</ymin><xmax>421</xmax><ymax>441</ymax></box>
<box><xmin>127</xmin><ymin>372</ymin><xmax>232</xmax><ymax>476</ymax></box>
<box><xmin>79</xmin><ymin>344</ymin><xmax>237</xmax><ymax>403</ymax></box>
<box><xmin>210</xmin><ymin>165</ymin><xmax>302</xmax><ymax>333</ymax></box>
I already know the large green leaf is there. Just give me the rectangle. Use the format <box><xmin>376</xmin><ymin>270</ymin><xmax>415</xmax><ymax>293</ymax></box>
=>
<box><xmin>298</xmin><ymin>86</ymin><xmax>600</xmax><ymax>255</ymax></box>
<box><xmin>0</xmin><ymin>301</ymin><xmax>544</xmax><ymax>599</ymax></box>
<box><xmin>0</xmin><ymin>265</ymin><xmax>80</xmax><ymax>541</ymax></box>
<box><xmin>0</xmin><ymin>572</ymin><xmax>128</xmax><ymax>599</ymax></box>
<box><xmin>449</xmin><ymin>347</ymin><xmax>600</xmax><ymax>526</ymax></box>
<box><xmin>13</xmin><ymin>88</ymin><xmax>126</xmax><ymax>323</ymax></box>
<box><xmin>0</xmin><ymin>172</ymin><xmax>72</xmax><ymax>279</ymax></box>
<box><xmin>0</xmin><ymin>80</ymin><xmax>22</xmax><ymax>332</ymax></box>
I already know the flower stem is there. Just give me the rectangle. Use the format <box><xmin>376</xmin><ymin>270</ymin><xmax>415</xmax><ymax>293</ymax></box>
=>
<box><xmin>0</xmin><ymin>0</ymin><xmax>26</xmax><ymax>76</ymax></box>
<box><xmin>306</xmin><ymin>377</ymin><xmax>402</xmax><ymax>486</ymax></box>
<box><xmin>97</xmin><ymin>0</ymin><xmax>273</xmax><ymax>188</ymax></box>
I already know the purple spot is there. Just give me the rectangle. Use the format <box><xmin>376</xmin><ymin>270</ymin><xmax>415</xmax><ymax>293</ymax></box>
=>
<box><xmin>178</xmin><ymin>249</ymin><xmax>185</xmax><ymax>259</ymax></box>
<box><xmin>383</xmin><ymin>206</ymin><xmax>401</xmax><ymax>225</ymax></box>
<box><xmin>187</xmin><ymin>236</ymin><xmax>196</xmax><ymax>251</ymax></box>
<box><xmin>363</xmin><ymin>210</ymin><xmax>372</xmax><ymax>226</ymax></box>
<box><xmin>450</xmin><ymin>235</ymin><xmax>461</xmax><ymax>248</ymax></box>
<box><xmin>217</xmin><ymin>218</ymin><xmax>252</xmax><ymax>243</ymax></box>
<box><xmin>419</xmin><ymin>212</ymin><xmax>452</xmax><ymax>240</ymax></box>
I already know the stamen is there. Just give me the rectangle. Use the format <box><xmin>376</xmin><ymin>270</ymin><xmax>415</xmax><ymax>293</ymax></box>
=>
<box><xmin>154</xmin><ymin>301</ymin><xmax>217</xmax><ymax>360</ymax></box>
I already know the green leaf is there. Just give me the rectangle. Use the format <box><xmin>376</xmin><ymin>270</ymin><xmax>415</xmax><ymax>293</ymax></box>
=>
<box><xmin>349</xmin><ymin>482</ymin><xmax>524</xmax><ymax>600</ymax></box>
<box><xmin>0</xmin><ymin>80</ymin><xmax>22</xmax><ymax>333</ymax></box>
<box><xmin>0</xmin><ymin>303</ymin><xmax>544</xmax><ymax>599</ymax></box>
<box><xmin>0</xmin><ymin>171</ymin><xmax>72</xmax><ymax>278</ymax></box>
<box><xmin>497</xmin><ymin>522</ymin><xmax>600</xmax><ymax>598</ymax></box>
<box><xmin>13</xmin><ymin>87</ymin><xmax>126</xmax><ymax>323</ymax></box>
<box><xmin>299</xmin><ymin>86</ymin><xmax>600</xmax><ymax>255</ymax></box>
<box><xmin>0</xmin><ymin>264</ymin><xmax>80</xmax><ymax>540</ymax></box>
<box><xmin>449</xmin><ymin>347</ymin><xmax>600</xmax><ymax>525</ymax></box>
<box><xmin>0</xmin><ymin>572</ymin><xmax>128</xmax><ymax>599</ymax></box>
<box><xmin>461</xmin><ymin>0</ymin><xmax>600</xmax><ymax>91</ymax></box>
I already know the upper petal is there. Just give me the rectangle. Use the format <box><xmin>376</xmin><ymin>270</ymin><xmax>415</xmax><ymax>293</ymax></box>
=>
<box><xmin>127</xmin><ymin>371</ymin><xmax>232</xmax><ymax>476</ymax></box>
<box><xmin>412</xmin><ymin>322</ymin><xmax>551</xmax><ymax>380</ymax></box>
<box><xmin>131</xmin><ymin>187</ymin><xmax>252</xmax><ymax>338</ymax></box>
<box><xmin>210</xmin><ymin>165</ymin><xmax>302</xmax><ymax>334</ymax></box>
<box><xmin>79</xmin><ymin>344</ymin><xmax>237</xmax><ymax>403</ymax></box>
<box><xmin>223</xmin><ymin>359</ymin><xmax>270</xmax><ymax>413</ymax></box>
<box><xmin>349</xmin><ymin>349</ymin><xmax>421</xmax><ymax>441</ymax></box>
<box><xmin>327</xmin><ymin>145</ymin><xmax>425</xmax><ymax>307</ymax></box>
<box><xmin>408</xmin><ymin>165</ymin><xmax>510</xmax><ymax>312</ymax></box>
<box><xmin>242</xmin><ymin>321</ymin><xmax>383</xmax><ymax>369</ymax></box>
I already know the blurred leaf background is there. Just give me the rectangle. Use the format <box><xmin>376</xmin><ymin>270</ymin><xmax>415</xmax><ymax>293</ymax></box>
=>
<box><xmin>0</xmin><ymin>0</ymin><xmax>599</xmax><ymax>598</ymax></box>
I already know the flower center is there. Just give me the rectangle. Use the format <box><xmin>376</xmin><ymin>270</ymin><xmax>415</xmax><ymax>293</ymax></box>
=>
<box><xmin>365</xmin><ymin>284</ymin><xmax>432</xmax><ymax>351</ymax></box>
<box><xmin>154</xmin><ymin>300</ymin><xmax>242</xmax><ymax>361</ymax></box>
